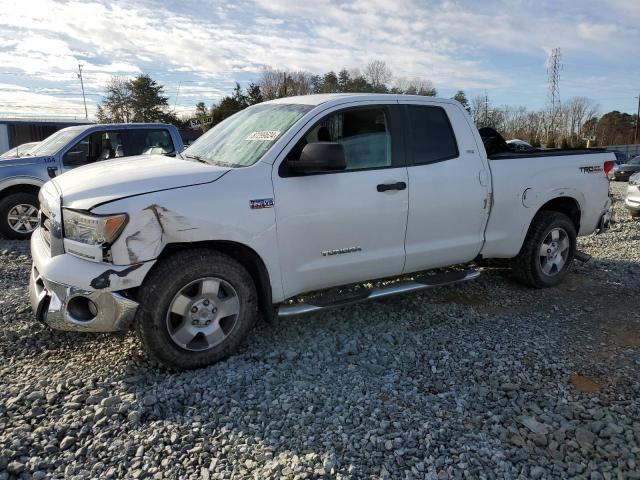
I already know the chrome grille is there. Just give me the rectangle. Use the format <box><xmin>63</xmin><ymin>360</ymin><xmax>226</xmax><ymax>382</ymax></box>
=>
<box><xmin>40</xmin><ymin>211</ymin><xmax>51</xmax><ymax>247</ymax></box>
<box><xmin>38</xmin><ymin>181</ymin><xmax>64</xmax><ymax>257</ymax></box>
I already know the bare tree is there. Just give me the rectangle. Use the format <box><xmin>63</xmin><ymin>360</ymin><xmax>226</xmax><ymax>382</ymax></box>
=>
<box><xmin>258</xmin><ymin>67</ymin><xmax>314</xmax><ymax>99</ymax></box>
<box><xmin>393</xmin><ymin>77</ymin><xmax>436</xmax><ymax>96</ymax></box>
<box><xmin>471</xmin><ymin>95</ymin><xmax>488</xmax><ymax>126</ymax></box>
<box><xmin>501</xmin><ymin>106</ymin><xmax>529</xmax><ymax>139</ymax></box>
<box><xmin>564</xmin><ymin>96</ymin><xmax>599</xmax><ymax>145</ymax></box>
<box><xmin>258</xmin><ymin>67</ymin><xmax>284</xmax><ymax>100</ymax></box>
<box><xmin>97</xmin><ymin>76</ymin><xmax>133</xmax><ymax>123</ymax></box>
<box><xmin>364</xmin><ymin>60</ymin><xmax>393</xmax><ymax>89</ymax></box>
<box><xmin>285</xmin><ymin>71</ymin><xmax>314</xmax><ymax>96</ymax></box>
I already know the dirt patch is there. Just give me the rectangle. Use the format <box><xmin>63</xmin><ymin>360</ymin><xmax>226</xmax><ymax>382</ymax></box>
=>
<box><xmin>569</xmin><ymin>373</ymin><xmax>600</xmax><ymax>393</ymax></box>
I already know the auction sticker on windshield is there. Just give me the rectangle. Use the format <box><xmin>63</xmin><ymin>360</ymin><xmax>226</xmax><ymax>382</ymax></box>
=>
<box><xmin>246</xmin><ymin>131</ymin><xmax>281</xmax><ymax>141</ymax></box>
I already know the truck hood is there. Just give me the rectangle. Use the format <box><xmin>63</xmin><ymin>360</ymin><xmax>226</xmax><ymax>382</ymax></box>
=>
<box><xmin>53</xmin><ymin>155</ymin><xmax>230</xmax><ymax>210</ymax></box>
<box><xmin>0</xmin><ymin>155</ymin><xmax>48</xmax><ymax>168</ymax></box>
<box><xmin>619</xmin><ymin>164</ymin><xmax>640</xmax><ymax>173</ymax></box>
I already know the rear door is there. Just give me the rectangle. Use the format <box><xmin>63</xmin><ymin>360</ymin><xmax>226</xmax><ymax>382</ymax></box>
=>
<box><xmin>401</xmin><ymin>101</ymin><xmax>490</xmax><ymax>273</ymax></box>
<box><xmin>123</xmin><ymin>128</ymin><xmax>176</xmax><ymax>157</ymax></box>
<box><xmin>273</xmin><ymin>102</ymin><xmax>409</xmax><ymax>298</ymax></box>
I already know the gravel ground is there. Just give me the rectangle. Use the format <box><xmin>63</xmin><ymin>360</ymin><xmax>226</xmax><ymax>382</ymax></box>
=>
<box><xmin>1</xmin><ymin>182</ymin><xmax>639</xmax><ymax>480</ymax></box>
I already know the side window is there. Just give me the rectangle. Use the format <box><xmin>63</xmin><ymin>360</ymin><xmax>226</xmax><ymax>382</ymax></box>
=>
<box><xmin>287</xmin><ymin>107</ymin><xmax>392</xmax><ymax>171</ymax></box>
<box><xmin>127</xmin><ymin>129</ymin><xmax>175</xmax><ymax>156</ymax></box>
<box><xmin>406</xmin><ymin>106</ymin><xmax>458</xmax><ymax>165</ymax></box>
<box><xmin>63</xmin><ymin>131</ymin><xmax>123</xmax><ymax>166</ymax></box>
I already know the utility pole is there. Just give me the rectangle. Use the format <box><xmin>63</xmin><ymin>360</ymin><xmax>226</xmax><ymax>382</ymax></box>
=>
<box><xmin>77</xmin><ymin>64</ymin><xmax>88</xmax><ymax>119</ymax></box>
<box><xmin>634</xmin><ymin>94</ymin><xmax>639</xmax><ymax>144</ymax></box>
<box><xmin>283</xmin><ymin>72</ymin><xmax>287</xmax><ymax>97</ymax></box>
<box><xmin>174</xmin><ymin>80</ymin><xmax>182</xmax><ymax>107</ymax></box>
<box><xmin>483</xmin><ymin>91</ymin><xmax>489</xmax><ymax>127</ymax></box>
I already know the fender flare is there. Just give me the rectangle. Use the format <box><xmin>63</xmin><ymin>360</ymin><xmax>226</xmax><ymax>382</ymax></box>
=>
<box><xmin>528</xmin><ymin>187</ymin><xmax>583</xmax><ymax>218</ymax></box>
<box><xmin>0</xmin><ymin>176</ymin><xmax>46</xmax><ymax>196</ymax></box>
<box><xmin>522</xmin><ymin>187</ymin><xmax>584</xmax><ymax>240</ymax></box>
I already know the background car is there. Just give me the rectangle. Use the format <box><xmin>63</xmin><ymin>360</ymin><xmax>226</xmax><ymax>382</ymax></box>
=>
<box><xmin>608</xmin><ymin>150</ymin><xmax>629</xmax><ymax>179</ymax></box>
<box><xmin>625</xmin><ymin>172</ymin><xmax>640</xmax><ymax>219</ymax></box>
<box><xmin>613</xmin><ymin>155</ymin><xmax>640</xmax><ymax>181</ymax></box>
<box><xmin>0</xmin><ymin>141</ymin><xmax>40</xmax><ymax>159</ymax></box>
<box><xmin>0</xmin><ymin>123</ymin><xmax>184</xmax><ymax>239</ymax></box>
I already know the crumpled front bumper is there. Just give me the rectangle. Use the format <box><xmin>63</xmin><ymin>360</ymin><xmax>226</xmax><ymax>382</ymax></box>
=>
<box><xmin>29</xmin><ymin>228</ymin><xmax>142</xmax><ymax>332</ymax></box>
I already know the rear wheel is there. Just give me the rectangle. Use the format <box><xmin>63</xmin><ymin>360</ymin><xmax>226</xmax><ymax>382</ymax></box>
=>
<box><xmin>0</xmin><ymin>192</ymin><xmax>40</xmax><ymax>240</ymax></box>
<box><xmin>135</xmin><ymin>249</ymin><xmax>258</xmax><ymax>370</ymax></box>
<box><xmin>511</xmin><ymin>211</ymin><xmax>576</xmax><ymax>288</ymax></box>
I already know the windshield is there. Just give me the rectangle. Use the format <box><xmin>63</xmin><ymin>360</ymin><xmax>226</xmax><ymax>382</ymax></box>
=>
<box><xmin>183</xmin><ymin>103</ymin><xmax>313</xmax><ymax>167</ymax></box>
<box><xmin>0</xmin><ymin>147</ymin><xmax>19</xmax><ymax>159</ymax></box>
<box><xmin>29</xmin><ymin>127</ymin><xmax>87</xmax><ymax>157</ymax></box>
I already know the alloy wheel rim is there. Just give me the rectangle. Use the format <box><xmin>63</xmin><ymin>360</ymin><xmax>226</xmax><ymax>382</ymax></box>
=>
<box><xmin>539</xmin><ymin>227</ymin><xmax>570</xmax><ymax>276</ymax></box>
<box><xmin>7</xmin><ymin>204</ymin><xmax>39</xmax><ymax>233</ymax></box>
<box><xmin>166</xmin><ymin>277</ymin><xmax>240</xmax><ymax>351</ymax></box>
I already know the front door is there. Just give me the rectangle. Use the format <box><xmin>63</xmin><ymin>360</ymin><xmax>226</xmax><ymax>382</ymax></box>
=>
<box><xmin>273</xmin><ymin>104</ymin><xmax>409</xmax><ymax>298</ymax></box>
<box><xmin>61</xmin><ymin>130</ymin><xmax>124</xmax><ymax>172</ymax></box>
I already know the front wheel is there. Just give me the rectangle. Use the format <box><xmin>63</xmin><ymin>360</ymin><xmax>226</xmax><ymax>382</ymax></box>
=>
<box><xmin>0</xmin><ymin>192</ymin><xmax>40</xmax><ymax>240</ymax></box>
<box><xmin>135</xmin><ymin>249</ymin><xmax>258</xmax><ymax>370</ymax></box>
<box><xmin>511</xmin><ymin>211</ymin><xmax>576</xmax><ymax>288</ymax></box>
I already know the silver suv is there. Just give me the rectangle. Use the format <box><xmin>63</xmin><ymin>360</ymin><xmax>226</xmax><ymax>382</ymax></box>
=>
<box><xmin>625</xmin><ymin>172</ymin><xmax>640</xmax><ymax>219</ymax></box>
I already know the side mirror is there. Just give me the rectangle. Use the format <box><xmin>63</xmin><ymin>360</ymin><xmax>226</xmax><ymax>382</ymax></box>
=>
<box><xmin>289</xmin><ymin>142</ymin><xmax>346</xmax><ymax>174</ymax></box>
<box><xmin>64</xmin><ymin>150</ymin><xmax>87</xmax><ymax>166</ymax></box>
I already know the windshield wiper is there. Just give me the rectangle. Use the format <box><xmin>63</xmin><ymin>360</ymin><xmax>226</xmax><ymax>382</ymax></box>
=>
<box><xmin>184</xmin><ymin>154</ymin><xmax>244</xmax><ymax>168</ymax></box>
<box><xmin>184</xmin><ymin>154</ymin><xmax>208</xmax><ymax>164</ymax></box>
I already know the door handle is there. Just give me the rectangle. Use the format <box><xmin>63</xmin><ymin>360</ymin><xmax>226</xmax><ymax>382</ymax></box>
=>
<box><xmin>377</xmin><ymin>182</ymin><xmax>406</xmax><ymax>192</ymax></box>
<box><xmin>47</xmin><ymin>167</ymin><xmax>58</xmax><ymax>179</ymax></box>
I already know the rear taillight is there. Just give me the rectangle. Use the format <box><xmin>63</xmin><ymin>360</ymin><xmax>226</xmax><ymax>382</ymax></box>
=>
<box><xmin>604</xmin><ymin>161</ymin><xmax>614</xmax><ymax>175</ymax></box>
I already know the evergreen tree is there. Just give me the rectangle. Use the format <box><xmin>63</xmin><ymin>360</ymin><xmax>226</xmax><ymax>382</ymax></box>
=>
<box><xmin>453</xmin><ymin>90</ymin><xmax>470</xmax><ymax>112</ymax></box>
<box><xmin>245</xmin><ymin>83</ymin><xmax>263</xmax><ymax>105</ymax></box>
<box><xmin>129</xmin><ymin>74</ymin><xmax>173</xmax><ymax>123</ymax></box>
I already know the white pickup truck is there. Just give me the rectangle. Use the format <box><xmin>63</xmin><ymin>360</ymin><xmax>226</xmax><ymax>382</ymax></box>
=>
<box><xmin>29</xmin><ymin>94</ymin><xmax>614</xmax><ymax>369</ymax></box>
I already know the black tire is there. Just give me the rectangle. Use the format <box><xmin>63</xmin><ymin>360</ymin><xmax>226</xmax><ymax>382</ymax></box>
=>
<box><xmin>0</xmin><ymin>192</ymin><xmax>40</xmax><ymax>240</ymax></box>
<box><xmin>511</xmin><ymin>211</ymin><xmax>576</xmax><ymax>288</ymax></box>
<box><xmin>135</xmin><ymin>249</ymin><xmax>258</xmax><ymax>370</ymax></box>
<box><xmin>630</xmin><ymin>210</ymin><xmax>640</xmax><ymax>219</ymax></box>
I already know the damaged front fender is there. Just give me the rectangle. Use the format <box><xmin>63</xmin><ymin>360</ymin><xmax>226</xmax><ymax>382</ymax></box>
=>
<box><xmin>105</xmin><ymin>203</ymin><xmax>200</xmax><ymax>265</ymax></box>
<box><xmin>125</xmin><ymin>204</ymin><xmax>198</xmax><ymax>263</ymax></box>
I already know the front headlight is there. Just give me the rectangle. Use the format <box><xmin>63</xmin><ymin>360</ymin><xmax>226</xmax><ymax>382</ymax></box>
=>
<box><xmin>62</xmin><ymin>209</ymin><xmax>128</xmax><ymax>245</ymax></box>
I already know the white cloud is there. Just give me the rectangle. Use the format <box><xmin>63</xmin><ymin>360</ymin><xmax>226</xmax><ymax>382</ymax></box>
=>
<box><xmin>0</xmin><ymin>0</ymin><xmax>637</xmax><ymax>116</ymax></box>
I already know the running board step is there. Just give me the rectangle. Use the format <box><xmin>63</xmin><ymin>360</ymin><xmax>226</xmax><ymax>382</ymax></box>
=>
<box><xmin>278</xmin><ymin>270</ymin><xmax>480</xmax><ymax>317</ymax></box>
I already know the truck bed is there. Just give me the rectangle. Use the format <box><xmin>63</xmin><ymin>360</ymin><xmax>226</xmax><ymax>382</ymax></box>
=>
<box><xmin>480</xmin><ymin>148</ymin><xmax>614</xmax><ymax>259</ymax></box>
<box><xmin>488</xmin><ymin>148</ymin><xmax>607</xmax><ymax>160</ymax></box>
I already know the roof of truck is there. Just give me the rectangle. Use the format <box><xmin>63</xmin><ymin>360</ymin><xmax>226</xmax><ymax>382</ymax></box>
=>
<box><xmin>264</xmin><ymin>93</ymin><xmax>459</xmax><ymax>107</ymax></box>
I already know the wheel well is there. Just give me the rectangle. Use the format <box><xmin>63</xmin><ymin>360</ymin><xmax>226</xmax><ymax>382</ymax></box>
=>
<box><xmin>0</xmin><ymin>184</ymin><xmax>41</xmax><ymax>199</ymax></box>
<box><xmin>159</xmin><ymin>241</ymin><xmax>275</xmax><ymax>322</ymax></box>
<box><xmin>538</xmin><ymin>197</ymin><xmax>581</xmax><ymax>231</ymax></box>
